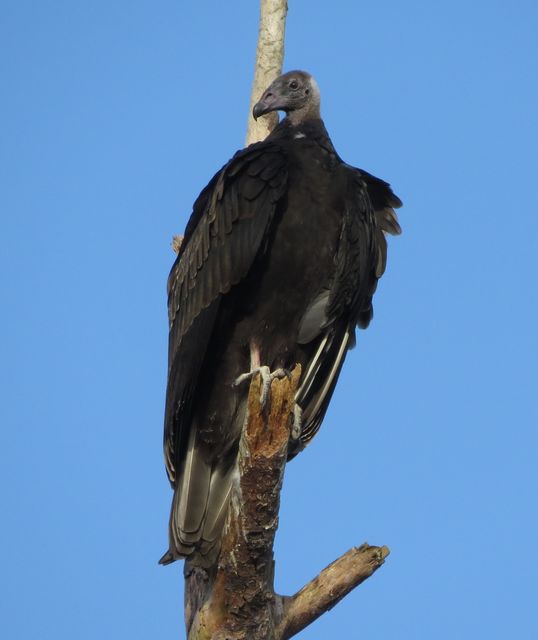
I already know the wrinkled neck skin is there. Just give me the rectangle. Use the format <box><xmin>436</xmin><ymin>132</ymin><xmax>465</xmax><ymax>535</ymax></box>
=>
<box><xmin>286</xmin><ymin>102</ymin><xmax>321</xmax><ymax>126</ymax></box>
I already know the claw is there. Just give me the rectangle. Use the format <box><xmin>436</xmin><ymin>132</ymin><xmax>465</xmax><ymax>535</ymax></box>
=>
<box><xmin>233</xmin><ymin>366</ymin><xmax>290</xmax><ymax>408</ymax></box>
<box><xmin>291</xmin><ymin>404</ymin><xmax>302</xmax><ymax>440</ymax></box>
<box><xmin>234</xmin><ymin>365</ymin><xmax>303</xmax><ymax>440</ymax></box>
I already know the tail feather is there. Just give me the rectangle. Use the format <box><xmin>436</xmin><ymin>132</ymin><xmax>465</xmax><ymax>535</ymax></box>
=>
<box><xmin>176</xmin><ymin>429</ymin><xmax>211</xmax><ymax>536</ymax></box>
<box><xmin>161</xmin><ymin>426</ymin><xmax>238</xmax><ymax>564</ymax></box>
<box><xmin>201</xmin><ymin>464</ymin><xmax>237</xmax><ymax>544</ymax></box>
<box><xmin>294</xmin><ymin>324</ymin><xmax>351</xmax><ymax>451</ymax></box>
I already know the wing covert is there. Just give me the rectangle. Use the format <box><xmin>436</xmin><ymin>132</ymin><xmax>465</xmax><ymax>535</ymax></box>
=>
<box><xmin>164</xmin><ymin>142</ymin><xmax>288</xmax><ymax>483</ymax></box>
<box><xmin>167</xmin><ymin>143</ymin><xmax>288</xmax><ymax>346</ymax></box>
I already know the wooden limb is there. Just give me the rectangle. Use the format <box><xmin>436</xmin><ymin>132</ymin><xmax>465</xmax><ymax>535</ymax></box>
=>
<box><xmin>187</xmin><ymin>367</ymin><xmax>301</xmax><ymax>639</ymax></box>
<box><xmin>184</xmin><ymin>368</ymin><xmax>390</xmax><ymax>639</ymax></box>
<box><xmin>172</xmin><ymin>235</ymin><xmax>183</xmax><ymax>254</ymax></box>
<box><xmin>173</xmin><ymin>0</ymin><xmax>286</xmax><ymax>251</ymax></box>
<box><xmin>184</xmin><ymin>564</ymin><xmax>212</xmax><ymax>637</ymax></box>
<box><xmin>246</xmin><ymin>0</ymin><xmax>288</xmax><ymax>145</ymax></box>
<box><xmin>277</xmin><ymin>544</ymin><xmax>391</xmax><ymax>639</ymax></box>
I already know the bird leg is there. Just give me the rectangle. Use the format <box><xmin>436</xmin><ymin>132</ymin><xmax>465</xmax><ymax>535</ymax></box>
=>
<box><xmin>233</xmin><ymin>342</ymin><xmax>303</xmax><ymax>439</ymax></box>
<box><xmin>233</xmin><ymin>341</ymin><xmax>290</xmax><ymax>407</ymax></box>
<box><xmin>234</xmin><ymin>365</ymin><xmax>290</xmax><ymax>407</ymax></box>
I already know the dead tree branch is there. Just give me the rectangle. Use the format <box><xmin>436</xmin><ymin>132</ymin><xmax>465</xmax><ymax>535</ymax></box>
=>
<box><xmin>184</xmin><ymin>370</ymin><xmax>389</xmax><ymax>639</ymax></box>
<box><xmin>186</xmin><ymin>368</ymin><xmax>300</xmax><ymax>639</ymax></box>
<box><xmin>278</xmin><ymin>544</ymin><xmax>390</xmax><ymax>639</ymax></box>
<box><xmin>173</xmin><ymin>0</ymin><xmax>287</xmax><ymax>255</ymax></box>
<box><xmin>246</xmin><ymin>0</ymin><xmax>288</xmax><ymax>145</ymax></box>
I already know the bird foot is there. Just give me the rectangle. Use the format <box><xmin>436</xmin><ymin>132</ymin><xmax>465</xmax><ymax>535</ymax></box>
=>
<box><xmin>291</xmin><ymin>404</ymin><xmax>303</xmax><ymax>440</ymax></box>
<box><xmin>233</xmin><ymin>366</ymin><xmax>290</xmax><ymax>408</ymax></box>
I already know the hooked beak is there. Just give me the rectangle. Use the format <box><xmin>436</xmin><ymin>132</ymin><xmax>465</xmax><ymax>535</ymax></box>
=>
<box><xmin>252</xmin><ymin>90</ymin><xmax>280</xmax><ymax>120</ymax></box>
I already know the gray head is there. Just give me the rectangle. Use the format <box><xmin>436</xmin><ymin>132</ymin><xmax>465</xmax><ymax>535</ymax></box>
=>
<box><xmin>252</xmin><ymin>70</ymin><xmax>321</xmax><ymax>125</ymax></box>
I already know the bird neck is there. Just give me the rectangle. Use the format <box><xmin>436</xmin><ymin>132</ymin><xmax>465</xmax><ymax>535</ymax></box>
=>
<box><xmin>269</xmin><ymin>116</ymin><xmax>329</xmax><ymax>143</ymax></box>
<box><xmin>286</xmin><ymin>103</ymin><xmax>321</xmax><ymax>126</ymax></box>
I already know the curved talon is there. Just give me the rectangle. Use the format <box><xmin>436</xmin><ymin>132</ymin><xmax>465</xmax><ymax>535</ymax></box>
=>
<box><xmin>291</xmin><ymin>404</ymin><xmax>303</xmax><ymax>440</ymax></box>
<box><xmin>233</xmin><ymin>366</ymin><xmax>290</xmax><ymax>408</ymax></box>
<box><xmin>234</xmin><ymin>366</ymin><xmax>303</xmax><ymax>440</ymax></box>
<box><xmin>233</xmin><ymin>371</ymin><xmax>257</xmax><ymax>387</ymax></box>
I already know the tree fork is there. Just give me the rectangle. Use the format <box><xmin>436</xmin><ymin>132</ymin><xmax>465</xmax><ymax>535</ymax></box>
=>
<box><xmin>184</xmin><ymin>369</ymin><xmax>389</xmax><ymax>639</ymax></box>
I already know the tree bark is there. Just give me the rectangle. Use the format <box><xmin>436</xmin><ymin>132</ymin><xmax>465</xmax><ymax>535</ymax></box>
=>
<box><xmin>184</xmin><ymin>370</ymin><xmax>389</xmax><ymax>639</ymax></box>
<box><xmin>186</xmin><ymin>369</ymin><xmax>300</xmax><ymax>640</ymax></box>
<box><xmin>173</xmin><ymin>0</ymin><xmax>287</xmax><ymax>256</ymax></box>
<box><xmin>277</xmin><ymin>544</ymin><xmax>390</xmax><ymax>640</ymax></box>
<box><xmin>246</xmin><ymin>0</ymin><xmax>288</xmax><ymax>146</ymax></box>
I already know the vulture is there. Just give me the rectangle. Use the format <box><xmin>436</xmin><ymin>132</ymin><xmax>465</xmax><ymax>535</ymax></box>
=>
<box><xmin>160</xmin><ymin>70</ymin><xmax>402</xmax><ymax>565</ymax></box>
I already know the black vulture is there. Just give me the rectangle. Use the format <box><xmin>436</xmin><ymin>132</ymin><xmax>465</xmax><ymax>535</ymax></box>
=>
<box><xmin>160</xmin><ymin>71</ymin><xmax>402</xmax><ymax>565</ymax></box>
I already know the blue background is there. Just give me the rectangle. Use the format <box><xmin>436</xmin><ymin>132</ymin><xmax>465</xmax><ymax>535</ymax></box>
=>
<box><xmin>1</xmin><ymin>1</ymin><xmax>537</xmax><ymax>638</ymax></box>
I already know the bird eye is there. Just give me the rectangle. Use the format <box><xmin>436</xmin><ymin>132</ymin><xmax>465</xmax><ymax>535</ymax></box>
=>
<box><xmin>289</xmin><ymin>80</ymin><xmax>299</xmax><ymax>90</ymax></box>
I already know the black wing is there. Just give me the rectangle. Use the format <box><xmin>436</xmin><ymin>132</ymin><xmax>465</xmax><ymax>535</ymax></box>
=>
<box><xmin>164</xmin><ymin>142</ymin><xmax>288</xmax><ymax>485</ymax></box>
<box><xmin>360</xmin><ymin>169</ymin><xmax>402</xmax><ymax>283</ymax></box>
<box><xmin>294</xmin><ymin>166</ymin><xmax>402</xmax><ymax>448</ymax></box>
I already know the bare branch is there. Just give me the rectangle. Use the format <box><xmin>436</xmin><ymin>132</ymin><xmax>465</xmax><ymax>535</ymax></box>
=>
<box><xmin>278</xmin><ymin>544</ymin><xmax>391</xmax><ymax>639</ymax></box>
<box><xmin>184</xmin><ymin>368</ymin><xmax>390</xmax><ymax>639</ymax></box>
<box><xmin>246</xmin><ymin>0</ymin><xmax>288</xmax><ymax>145</ymax></box>
<box><xmin>187</xmin><ymin>367</ymin><xmax>301</xmax><ymax>639</ymax></box>
<box><xmin>173</xmin><ymin>0</ymin><xmax>287</xmax><ymax>251</ymax></box>
<box><xmin>172</xmin><ymin>235</ymin><xmax>183</xmax><ymax>254</ymax></box>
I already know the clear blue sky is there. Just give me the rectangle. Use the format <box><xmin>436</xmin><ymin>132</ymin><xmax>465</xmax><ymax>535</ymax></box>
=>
<box><xmin>1</xmin><ymin>1</ymin><xmax>537</xmax><ymax>638</ymax></box>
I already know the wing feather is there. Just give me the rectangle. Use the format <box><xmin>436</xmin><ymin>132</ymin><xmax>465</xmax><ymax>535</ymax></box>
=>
<box><xmin>164</xmin><ymin>143</ymin><xmax>288</xmax><ymax>484</ymax></box>
<box><xmin>295</xmin><ymin>165</ymin><xmax>402</xmax><ymax>450</ymax></box>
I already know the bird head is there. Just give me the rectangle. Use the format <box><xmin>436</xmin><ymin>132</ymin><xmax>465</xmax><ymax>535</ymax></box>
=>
<box><xmin>252</xmin><ymin>71</ymin><xmax>321</xmax><ymax>123</ymax></box>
